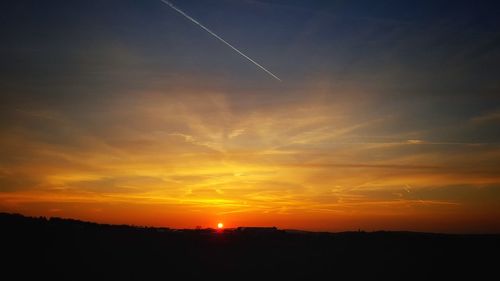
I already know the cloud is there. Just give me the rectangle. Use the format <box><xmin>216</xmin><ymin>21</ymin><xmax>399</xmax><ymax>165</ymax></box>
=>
<box><xmin>0</xmin><ymin>174</ymin><xmax>42</xmax><ymax>193</ymax></box>
<box><xmin>68</xmin><ymin>176</ymin><xmax>168</xmax><ymax>194</ymax></box>
<box><xmin>1</xmin><ymin>0</ymin><xmax>500</xmax><ymax>231</ymax></box>
<box><xmin>471</xmin><ymin>111</ymin><xmax>500</xmax><ymax>124</ymax></box>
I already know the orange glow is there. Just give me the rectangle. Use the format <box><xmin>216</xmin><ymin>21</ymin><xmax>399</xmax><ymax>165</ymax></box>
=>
<box><xmin>0</xmin><ymin>92</ymin><xmax>499</xmax><ymax>233</ymax></box>
<box><xmin>217</xmin><ymin>223</ymin><xmax>224</xmax><ymax>229</ymax></box>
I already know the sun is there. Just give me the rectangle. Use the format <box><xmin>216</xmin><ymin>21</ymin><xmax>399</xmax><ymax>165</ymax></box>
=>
<box><xmin>217</xmin><ymin>222</ymin><xmax>224</xmax><ymax>229</ymax></box>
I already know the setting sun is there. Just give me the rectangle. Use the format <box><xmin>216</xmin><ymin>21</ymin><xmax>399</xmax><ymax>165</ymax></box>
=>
<box><xmin>0</xmin><ymin>0</ymin><xmax>498</xmax><ymax>279</ymax></box>
<box><xmin>0</xmin><ymin>0</ymin><xmax>499</xmax><ymax>236</ymax></box>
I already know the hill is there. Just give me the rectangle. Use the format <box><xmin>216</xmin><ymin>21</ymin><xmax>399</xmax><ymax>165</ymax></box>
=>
<box><xmin>1</xmin><ymin>213</ymin><xmax>498</xmax><ymax>280</ymax></box>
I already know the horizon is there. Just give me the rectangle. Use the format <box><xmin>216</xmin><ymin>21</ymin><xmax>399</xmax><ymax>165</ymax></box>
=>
<box><xmin>1</xmin><ymin>0</ymin><xmax>500</xmax><ymax>234</ymax></box>
<box><xmin>4</xmin><ymin>212</ymin><xmax>499</xmax><ymax>235</ymax></box>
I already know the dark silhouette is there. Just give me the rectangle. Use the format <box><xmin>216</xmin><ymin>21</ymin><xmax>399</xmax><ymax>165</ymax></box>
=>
<box><xmin>1</xmin><ymin>212</ymin><xmax>498</xmax><ymax>280</ymax></box>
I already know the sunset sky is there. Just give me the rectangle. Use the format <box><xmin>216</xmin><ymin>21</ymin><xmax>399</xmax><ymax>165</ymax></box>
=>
<box><xmin>1</xmin><ymin>0</ymin><xmax>500</xmax><ymax>233</ymax></box>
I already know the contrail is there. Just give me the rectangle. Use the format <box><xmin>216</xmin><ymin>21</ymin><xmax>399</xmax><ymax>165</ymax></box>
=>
<box><xmin>160</xmin><ymin>0</ymin><xmax>282</xmax><ymax>81</ymax></box>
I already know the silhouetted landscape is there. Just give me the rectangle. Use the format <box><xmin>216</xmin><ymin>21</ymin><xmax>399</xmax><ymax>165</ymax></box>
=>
<box><xmin>1</xmin><ymin>212</ymin><xmax>498</xmax><ymax>280</ymax></box>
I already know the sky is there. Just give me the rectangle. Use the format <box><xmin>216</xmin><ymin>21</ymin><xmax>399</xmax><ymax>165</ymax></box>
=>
<box><xmin>1</xmin><ymin>0</ymin><xmax>500</xmax><ymax>233</ymax></box>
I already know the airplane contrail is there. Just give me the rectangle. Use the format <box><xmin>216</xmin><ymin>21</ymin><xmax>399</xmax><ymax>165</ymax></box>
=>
<box><xmin>160</xmin><ymin>0</ymin><xmax>282</xmax><ymax>81</ymax></box>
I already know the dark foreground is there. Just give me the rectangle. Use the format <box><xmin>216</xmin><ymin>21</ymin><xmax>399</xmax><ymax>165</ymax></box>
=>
<box><xmin>1</xmin><ymin>213</ymin><xmax>498</xmax><ymax>280</ymax></box>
